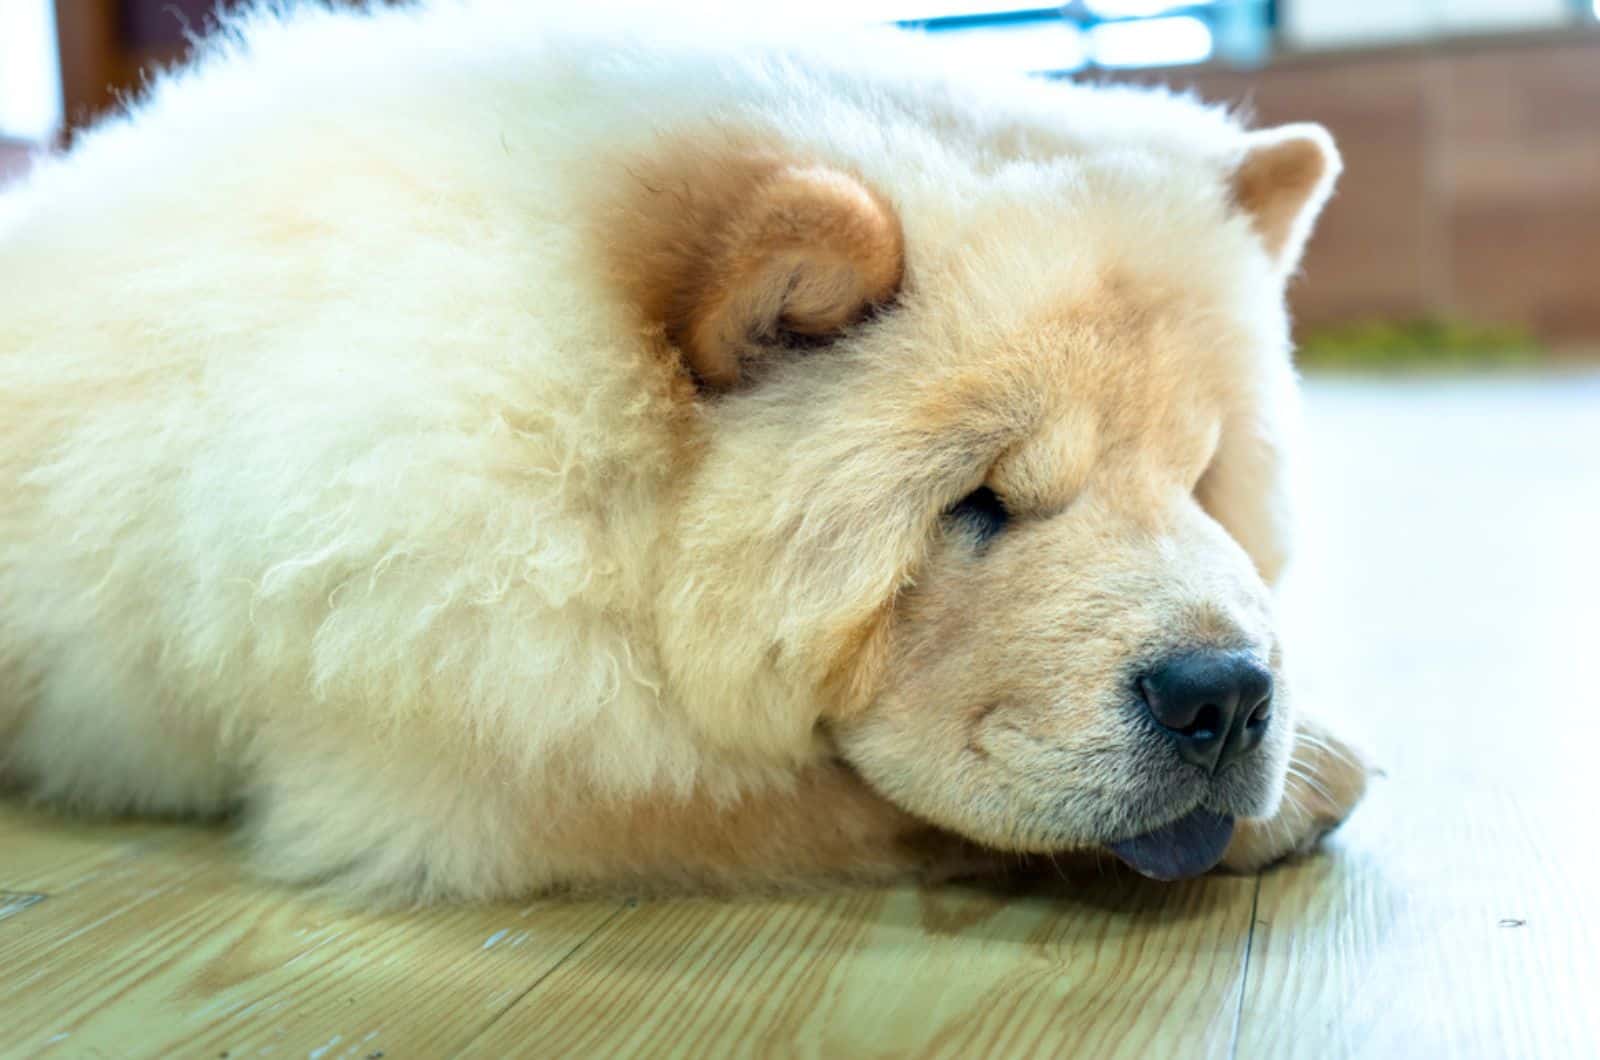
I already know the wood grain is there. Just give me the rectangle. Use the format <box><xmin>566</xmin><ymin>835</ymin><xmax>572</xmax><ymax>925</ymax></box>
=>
<box><xmin>458</xmin><ymin>878</ymin><xmax>1257</xmax><ymax>1059</ymax></box>
<box><xmin>0</xmin><ymin>892</ymin><xmax>47</xmax><ymax>924</ymax></box>
<box><xmin>0</xmin><ymin>805</ymin><xmax>201</xmax><ymax>894</ymax></box>
<box><xmin>0</xmin><ymin>817</ymin><xmax>626</xmax><ymax>1058</ymax></box>
<box><xmin>1237</xmin><ymin>376</ymin><xmax>1600</xmax><ymax>1058</ymax></box>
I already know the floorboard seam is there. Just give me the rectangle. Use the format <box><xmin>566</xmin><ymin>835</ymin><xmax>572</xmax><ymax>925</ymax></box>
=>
<box><xmin>451</xmin><ymin>899</ymin><xmax>634</xmax><ymax>1056</ymax></box>
<box><xmin>0</xmin><ymin>892</ymin><xmax>48</xmax><ymax>923</ymax></box>
<box><xmin>1228</xmin><ymin>876</ymin><xmax>1263</xmax><ymax>1060</ymax></box>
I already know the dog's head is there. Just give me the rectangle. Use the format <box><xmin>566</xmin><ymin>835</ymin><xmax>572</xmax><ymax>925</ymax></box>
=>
<box><xmin>607</xmin><ymin>77</ymin><xmax>1338</xmax><ymax>878</ymax></box>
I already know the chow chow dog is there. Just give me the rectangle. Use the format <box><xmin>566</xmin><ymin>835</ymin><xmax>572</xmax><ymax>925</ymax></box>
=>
<box><xmin>0</xmin><ymin>1</ymin><xmax>1369</xmax><ymax>902</ymax></box>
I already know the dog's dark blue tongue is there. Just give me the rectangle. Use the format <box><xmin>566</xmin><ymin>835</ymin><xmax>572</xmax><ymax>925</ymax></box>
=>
<box><xmin>1109</xmin><ymin>808</ymin><xmax>1236</xmax><ymax>881</ymax></box>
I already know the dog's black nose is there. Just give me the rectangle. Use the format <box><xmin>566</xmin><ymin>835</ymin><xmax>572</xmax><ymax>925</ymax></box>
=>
<box><xmin>1138</xmin><ymin>652</ymin><xmax>1273</xmax><ymax>774</ymax></box>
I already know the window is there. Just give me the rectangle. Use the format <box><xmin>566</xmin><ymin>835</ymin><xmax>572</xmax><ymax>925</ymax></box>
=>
<box><xmin>891</xmin><ymin>2</ymin><xmax>1278</xmax><ymax>76</ymax></box>
<box><xmin>0</xmin><ymin>0</ymin><xmax>62</xmax><ymax>142</ymax></box>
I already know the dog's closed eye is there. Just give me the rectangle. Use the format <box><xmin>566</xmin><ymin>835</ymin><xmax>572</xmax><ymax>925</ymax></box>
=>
<box><xmin>947</xmin><ymin>485</ymin><xmax>1009</xmax><ymax>547</ymax></box>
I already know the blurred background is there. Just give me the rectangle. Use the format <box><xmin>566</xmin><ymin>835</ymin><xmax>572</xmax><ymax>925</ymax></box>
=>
<box><xmin>3</xmin><ymin>0</ymin><xmax>1599</xmax><ymax>364</ymax></box>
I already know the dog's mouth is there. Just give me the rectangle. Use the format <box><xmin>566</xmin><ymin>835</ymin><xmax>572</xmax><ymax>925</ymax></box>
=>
<box><xmin>1107</xmin><ymin>807</ymin><xmax>1236</xmax><ymax>880</ymax></box>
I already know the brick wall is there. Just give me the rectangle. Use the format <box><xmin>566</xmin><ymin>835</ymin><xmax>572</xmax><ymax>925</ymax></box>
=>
<box><xmin>1128</xmin><ymin>31</ymin><xmax>1600</xmax><ymax>345</ymax></box>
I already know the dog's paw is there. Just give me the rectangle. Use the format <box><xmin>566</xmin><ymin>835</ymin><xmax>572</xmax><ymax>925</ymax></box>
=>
<box><xmin>1221</xmin><ymin>717</ymin><xmax>1374</xmax><ymax>873</ymax></box>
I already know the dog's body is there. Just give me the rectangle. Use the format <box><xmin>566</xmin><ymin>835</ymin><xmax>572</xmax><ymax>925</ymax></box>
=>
<box><xmin>0</xmin><ymin>2</ymin><xmax>1366</xmax><ymax>903</ymax></box>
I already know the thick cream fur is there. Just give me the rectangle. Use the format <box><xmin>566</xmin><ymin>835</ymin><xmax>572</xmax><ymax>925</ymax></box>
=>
<box><xmin>0</xmin><ymin>2</ymin><xmax>1366</xmax><ymax>902</ymax></box>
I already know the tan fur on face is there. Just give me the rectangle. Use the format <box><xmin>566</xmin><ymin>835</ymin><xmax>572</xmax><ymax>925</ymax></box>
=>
<box><xmin>824</xmin><ymin>288</ymin><xmax>1294</xmax><ymax>852</ymax></box>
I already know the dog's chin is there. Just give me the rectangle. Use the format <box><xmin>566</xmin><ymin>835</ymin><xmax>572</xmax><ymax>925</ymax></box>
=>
<box><xmin>943</xmin><ymin>776</ymin><xmax>1283</xmax><ymax>882</ymax></box>
<box><xmin>828</xmin><ymin>738</ymin><xmax>1287</xmax><ymax>883</ymax></box>
<box><xmin>1086</xmin><ymin>765</ymin><xmax>1287</xmax><ymax>880</ymax></box>
<box><xmin>906</xmin><ymin>805</ymin><xmax>1239</xmax><ymax>885</ymax></box>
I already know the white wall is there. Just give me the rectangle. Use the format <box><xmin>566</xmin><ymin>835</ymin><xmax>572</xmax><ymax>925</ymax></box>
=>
<box><xmin>1283</xmin><ymin>0</ymin><xmax>1574</xmax><ymax>49</ymax></box>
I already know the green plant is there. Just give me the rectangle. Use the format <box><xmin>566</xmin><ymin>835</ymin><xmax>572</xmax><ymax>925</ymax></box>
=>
<box><xmin>1294</xmin><ymin>316</ymin><xmax>1540</xmax><ymax>372</ymax></box>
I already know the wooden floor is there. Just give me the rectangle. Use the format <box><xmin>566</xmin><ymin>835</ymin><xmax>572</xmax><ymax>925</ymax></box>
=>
<box><xmin>3</xmin><ymin>373</ymin><xmax>1598</xmax><ymax>1059</ymax></box>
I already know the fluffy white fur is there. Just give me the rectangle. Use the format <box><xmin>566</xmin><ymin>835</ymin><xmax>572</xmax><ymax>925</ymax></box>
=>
<box><xmin>0</xmin><ymin>1</ymin><xmax>1362</xmax><ymax>902</ymax></box>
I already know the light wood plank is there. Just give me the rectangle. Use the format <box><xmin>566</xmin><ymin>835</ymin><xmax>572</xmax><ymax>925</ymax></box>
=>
<box><xmin>0</xmin><ymin>823</ymin><xmax>626</xmax><ymax>1058</ymax></box>
<box><xmin>0</xmin><ymin>892</ymin><xmax>46</xmax><ymax>924</ymax></box>
<box><xmin>1240</xmin><ymin>793</ymin><xmax>1600</xmax><ymax>1060</ymax></box>
<box><xmin>1237</xmin><ymin>377</ymin><xmax>1600</xmax><ymax>1058</ymax></box>
<box><xmin>459</xmin><ymin>876</ymin><xmax>1259</xmax><ymax>1059</ymax></box>
<box><xmin>0</xmin><ymin>803</ymin><xmax>205</xmax><ymax>895</ymax></box>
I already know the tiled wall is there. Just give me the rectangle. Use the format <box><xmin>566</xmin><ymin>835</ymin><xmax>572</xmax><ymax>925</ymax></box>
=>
<box><xmin>1144</xmin><ymin>32</ymin><xmax>1600</xmax><ymax>345</ymax></box>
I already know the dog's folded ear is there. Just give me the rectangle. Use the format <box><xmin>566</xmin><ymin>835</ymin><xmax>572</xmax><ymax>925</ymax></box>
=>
<box><xmin>1230</xmin><ymin>123</ymin><xmax>1341</xmax><ymax>275</ymax></box>
<box><xmin>616</xmin><ymin>153</ymin><xmax>904</xmax><ymax>390</ymax></box>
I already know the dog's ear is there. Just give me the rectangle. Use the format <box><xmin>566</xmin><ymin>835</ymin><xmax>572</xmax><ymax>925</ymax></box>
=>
<box><xmin>617</xmin><ymin>153</ymin><xmax>904</xmax><ymax>390</ymax></box>
<box><xmin>1230</xmin><ymin>124</ymin><xmax>1341</xmax><ymax>274</ymax></box>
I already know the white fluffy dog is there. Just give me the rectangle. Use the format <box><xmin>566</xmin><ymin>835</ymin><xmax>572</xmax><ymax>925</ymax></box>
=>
<box><xmin>0</xmin><ymin>1</ymin><xmax>1368</xmax><ymax>902</ymax></box>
